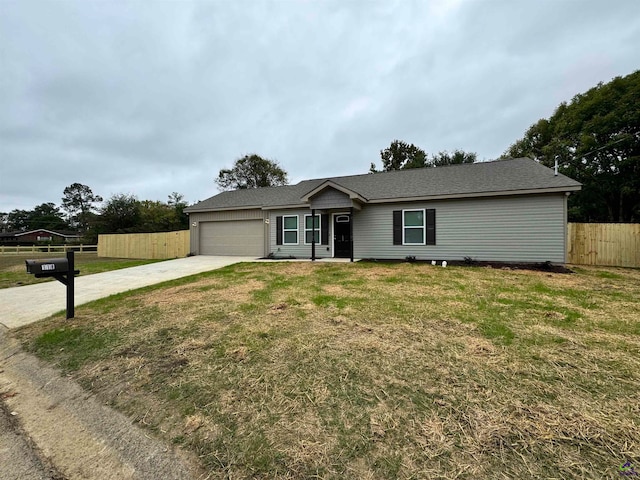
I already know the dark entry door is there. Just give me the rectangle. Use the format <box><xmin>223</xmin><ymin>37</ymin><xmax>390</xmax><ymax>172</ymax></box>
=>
<box><xmin>333</xmin><ymin>215</ymin><xmax>351</xmax><ymax>258</ymax></box>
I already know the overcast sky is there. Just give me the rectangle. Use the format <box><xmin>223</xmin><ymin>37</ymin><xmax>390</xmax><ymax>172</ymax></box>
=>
<box><xmin>1</xmin><ymin>0</ymin><xmax>639</xmax><ymax>213</ymax></box>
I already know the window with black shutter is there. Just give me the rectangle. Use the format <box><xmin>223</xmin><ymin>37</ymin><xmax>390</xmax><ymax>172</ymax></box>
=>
<box><xmin>321</xmin><ymin>214</ymin><xmax>329</xmax><ymax>245</ymax></box>
<box><xmin>276</xmin><ymin>216</ymin><xmax>283</xmax><ymax>245</ymax></box>
<box><xmin>393</xmin><ymin>209</ymin><xmax>436</xmax><ymax>245</ymax></box>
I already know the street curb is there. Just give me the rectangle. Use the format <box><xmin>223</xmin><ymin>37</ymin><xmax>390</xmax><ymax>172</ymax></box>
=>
<box><xmin>0</xmin><ymin>326</ymin><xmax>204</xmax><ymax>480</ymax></box>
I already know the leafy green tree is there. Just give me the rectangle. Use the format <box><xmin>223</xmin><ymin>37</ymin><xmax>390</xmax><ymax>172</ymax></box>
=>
<box><xmin>167</xmin><ymin>192</ymin><xmax>189</xmax><ymax>229</ymax></box>
<box><xmin>431</xmin><ymin>150</ymin><xmax>477</xmax><ymax>167</ymax></box>
<box><xmin>216</xmin><ymin>154</ymin><xmax>288</xmax><ymax>190</ymax></box>
<box><xmin>61</xmin><ymin>183</ymin><xmax>103</xmax><ymax>231</ymax></box>
<box><xmin>370</xmin><ymin>140</ymin><xmax>428</xmax><ymax>172</ymax></box>
<box><xmin>29</xmin><ymin>203</ymin><xmax>70</xmax><ymax>231</ymax></box>
<box><xmin>167</xmin><ymin>192</ymin><xmax>185</xmax><ymax>207</ymax></box>
<box><xmin>503</xmin><ymin>118</ymin><xmax>554</xmax><ymax>163</ymax></box>
<box><xmin>100</xmin><ymin>194</ymin><xmax>141</xmax><ymax>233</ymax></box>
<box><xmin>504</xmin><ymin>70</ymin><xmax>640</xmax><ymax>222</ymax></box>
<box><xmin>138</xmin><ymin>200</ymin><xmax>180</xmax><ymax>232</ymax></box>
<box><xmin>6</xmin><ymin>209</ymin><xmax>31</xmax><ymax>231</ymax></box>
<box><xmin>79</xmin><ymin>213</ymin><xmax>102</xmax><ymax>244</ymax></box>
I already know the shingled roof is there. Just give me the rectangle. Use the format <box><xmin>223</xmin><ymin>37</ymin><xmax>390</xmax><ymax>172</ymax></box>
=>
<box><xmin>185</xmin><ymin>158</ymin><xmax>581</xmax><ymax>212</ymax></box>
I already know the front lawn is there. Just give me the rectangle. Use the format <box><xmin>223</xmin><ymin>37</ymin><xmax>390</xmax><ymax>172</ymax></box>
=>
<box><xmin>0</xmin><ymin>253</ymin><xmax>165</xmax><ymax>289</ymax></box>
<box><xmin>14</xmin><ymin>262</ymin><xmax>640</xmax><ymax>478</ymax></box>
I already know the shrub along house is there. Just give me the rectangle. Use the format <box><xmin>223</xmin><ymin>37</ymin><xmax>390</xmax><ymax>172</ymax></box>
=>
<box><xmin>184</xmin><ymin>158</ymin><xmax>581</xmax><ymax>263</ymax></box>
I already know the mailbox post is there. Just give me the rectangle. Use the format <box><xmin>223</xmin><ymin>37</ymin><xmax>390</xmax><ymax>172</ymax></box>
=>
<box><xmin>25</xmin><ymin>251</ymin><xmax>79</xmax><ymax>319</ymax></box>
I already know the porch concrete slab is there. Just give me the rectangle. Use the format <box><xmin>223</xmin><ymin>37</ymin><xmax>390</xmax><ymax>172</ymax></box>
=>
<box><xmin>0</xmin><ymin>256</ymin><xmax>256</xmax><ymax>329</ymax></box>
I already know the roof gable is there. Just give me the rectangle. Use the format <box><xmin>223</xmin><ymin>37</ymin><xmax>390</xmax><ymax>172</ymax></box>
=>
<box><xmin>301</xmin><ymin>180</ymin><xmax>368</xmax><ymax>203</ymax></box>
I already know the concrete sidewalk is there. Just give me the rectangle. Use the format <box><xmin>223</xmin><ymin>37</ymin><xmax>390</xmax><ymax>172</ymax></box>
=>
<box><xmin>0</xmin><ymin>255</ymin><xmax>256</xmax><ymax>329</ymax></box>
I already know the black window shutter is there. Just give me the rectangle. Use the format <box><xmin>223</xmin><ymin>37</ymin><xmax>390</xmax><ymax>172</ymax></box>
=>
<box><xmin>276</xmin><ymin>216</ymin><xmax>283</xmax><ymax>245</ymax></box>
<box><xmin>321</xmin><ymin>214</ymin><xmax>329</xmax><ymax>245</ymax></box>
<box><xmin>393</xmin><ymin>210</ymin><xmax>402</xmax><ymax>245</ymax></box>
<box><xmin>426</xmin><ymin>209</ymin><xmax>436</xmax><ymax>245</ymax></box>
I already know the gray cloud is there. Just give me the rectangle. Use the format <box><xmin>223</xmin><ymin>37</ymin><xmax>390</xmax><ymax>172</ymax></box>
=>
<box><xmin>1</xmin><ymin>0</ymin><xmax>639</xmax><ymax>212</ymax></box>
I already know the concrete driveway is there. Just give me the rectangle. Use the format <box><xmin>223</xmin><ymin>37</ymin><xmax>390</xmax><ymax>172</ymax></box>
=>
<box><xmin>0</xmin><ymin>256</ymin><xmax>256</xmax><ymax>329</ymax></box>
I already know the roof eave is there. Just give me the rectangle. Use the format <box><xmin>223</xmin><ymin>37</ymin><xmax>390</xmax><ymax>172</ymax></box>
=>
<box><xmin>261</xmin><ymin>204</ymin><xmax>309</xmax><ymax>211</ymax></box>
<box><xmin>366</xmin><ymin>185</ymin><xmax>582</xmax><ymax>204</ymax></box>
<box><xmin>185</xmin><ymin>205</ymin><xmax>263</xmax><ymax>214</ymax></box>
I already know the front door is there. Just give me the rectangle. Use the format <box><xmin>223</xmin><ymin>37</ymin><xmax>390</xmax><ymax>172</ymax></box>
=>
<box><xmin>333</xmin><ymin>214</ymin><xmax>351</xmax><ymax>258</ymax></box>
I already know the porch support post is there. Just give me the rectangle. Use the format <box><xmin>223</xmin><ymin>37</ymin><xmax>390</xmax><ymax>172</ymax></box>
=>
<box><xmin>311</xmin><ymin>208</ymin><xmax>316</xmax><ymax>261</ymax></box>
<box><xmin>349</xmin><ymin>206</ymin><xmax>354</xmax><ymax>262</ymax></box>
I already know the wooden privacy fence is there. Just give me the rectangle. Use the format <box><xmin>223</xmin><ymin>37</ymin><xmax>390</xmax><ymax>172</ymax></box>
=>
<box><xmin>98</xmin><ymin>231</ymin><xmax>190</xmax><ymax>259</ymax></box>
<box><xmin>567</xmin><ymin>223</ymin><xmax>640</xmax><ymax>267</ymax></box>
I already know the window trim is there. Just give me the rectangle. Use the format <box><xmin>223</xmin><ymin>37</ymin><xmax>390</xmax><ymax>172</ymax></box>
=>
<box><xmin>282</xmin><ymin>215</ymin><xmax>299</xmax><ymax>245</ymax></box>
<box><xmin>402</xmin><ymin>209</ymin><xmax>426</xmax><ymax>245</ymax></box>
<box><xmin>304</xmin><ymin>214</ymin><xmax>321</xmax><ymax>245</ymax></box>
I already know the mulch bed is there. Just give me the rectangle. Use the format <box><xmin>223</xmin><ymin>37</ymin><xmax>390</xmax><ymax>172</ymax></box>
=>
<box><xmin>361</xmin><ymin>258</ymin><xmax>574</xmax><ymax>274</ymax></box>
<box><xmin>442</xmin><ymin>260</ymin><xmax>574</xmax><ymax>274</ymax></box>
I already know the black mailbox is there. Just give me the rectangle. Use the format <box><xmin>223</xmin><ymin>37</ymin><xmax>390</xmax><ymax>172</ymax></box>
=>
<box><xmin>25</xmin><ymin>258</ymin><xmax>69</xmax><ymax>277</ymax></box>
<box><xmin>25</xmin><ymin>251</ymin><xmax>79</xmax><ymax>319</ymax></box>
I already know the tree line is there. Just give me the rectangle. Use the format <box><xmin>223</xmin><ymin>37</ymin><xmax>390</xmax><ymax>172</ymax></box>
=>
<box><xmin>1</xmin><ymin>184</ymin><xmax>189</xmax><ymax>243</ymax></box>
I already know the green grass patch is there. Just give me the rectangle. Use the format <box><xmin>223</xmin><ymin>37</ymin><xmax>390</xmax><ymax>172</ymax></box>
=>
<box><xmin>311</xmin><ymin>294</ymin><xmax>348</xmax><ymax>308</ymax></box>
<box><xmin>478</xmin><ymin>320</ymin><xmax>515</xmax><ymax>344</ymax></box>
<box><xmin>30</xmin><ymin>326</ymin><xmax>120</xmax><ymax>371</ymax></box>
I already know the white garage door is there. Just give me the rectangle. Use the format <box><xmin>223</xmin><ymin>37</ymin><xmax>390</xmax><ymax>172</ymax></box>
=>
<box><xmin>200</xmin><ymin>220</ymin><xmax>264</xmax><ymax>256</ymax></box>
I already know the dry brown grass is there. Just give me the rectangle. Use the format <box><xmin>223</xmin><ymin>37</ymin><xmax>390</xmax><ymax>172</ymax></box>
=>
<box><xmin>14</xmin><ymin>262</ymin><xmax>640</xmax><ymax>479</ymax></box>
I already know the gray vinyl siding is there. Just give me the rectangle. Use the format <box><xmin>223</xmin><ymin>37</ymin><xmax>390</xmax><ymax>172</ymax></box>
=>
<box><xmin>268</xmin><ymin>209</ymin><xmax>332</xmax><ymax>258</ymax></box>
<box><xmin>353</xmin><ymin>194</ymin><xmax>567</xmax><ymax>263</ymax></box>
<box><xmin>189</xmin><ymin>209</ymin><xmax>265</xmax><ymax>255</ymax></box>
<box><xmin>309</xmin><ymin>188</ymin><xmax>352</xmax><ymax>210</ymax></box>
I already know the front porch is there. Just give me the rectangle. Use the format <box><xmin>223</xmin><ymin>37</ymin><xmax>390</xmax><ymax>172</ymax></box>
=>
<box><xmin>308</xmin><ymin>208</ymin><xmax>355</xmax><ymax>262</ymax></box>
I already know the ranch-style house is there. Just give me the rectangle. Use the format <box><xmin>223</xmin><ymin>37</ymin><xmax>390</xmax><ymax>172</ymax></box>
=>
<box><xmin>184</xmin><ymin>157</ymin><xmax>581</xmax><ymax>263</ymax></box>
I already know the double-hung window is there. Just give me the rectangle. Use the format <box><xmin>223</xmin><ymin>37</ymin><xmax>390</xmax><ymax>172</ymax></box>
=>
<box><xmin>403</xmin><ymin>209</ymin><xmax>426</xmax><ymax>245</ymax></box>
<box><xmin>304</xmin><ymin>214</ymin><xmax>321</xmax><ymax>244</ymax></box>
<box><xmin>283</xmin><ymin>215</ymin><xmax>298</xmax><ymax>245</ymax></box>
